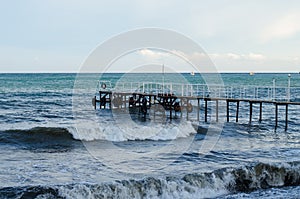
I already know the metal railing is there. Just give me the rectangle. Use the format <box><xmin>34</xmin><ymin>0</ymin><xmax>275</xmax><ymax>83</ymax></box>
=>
<box><xmin>99</xmin><ymin>81</ymin><xmax>300</xmax><ymax>102</ymax></box>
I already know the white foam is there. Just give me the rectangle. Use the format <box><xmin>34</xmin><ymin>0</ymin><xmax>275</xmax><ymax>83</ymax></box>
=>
<box><xmin>69</xmin><ymin>120</ymin><xmax>197</xmax><ymax>142</ymax></box>
<box><xmin>57</xmin><ymin>173</ymin><xmax>234</xmax><ymax>199</ymax></box>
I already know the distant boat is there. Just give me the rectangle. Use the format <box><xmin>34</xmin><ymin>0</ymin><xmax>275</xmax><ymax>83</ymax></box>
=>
<box><xmin>249</xmin><ymin>72</ymin><xmax>255</xmax><ymax>76</ymax></box>
<box><xmin>191</xmin><ymin>71</ymin><xmax>195</xmax><ymax>76</ymax></box>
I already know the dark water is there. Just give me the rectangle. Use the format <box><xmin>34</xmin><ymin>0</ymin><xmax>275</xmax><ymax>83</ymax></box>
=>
<box><xmin>1</xmin><ymin>73</ymin><xmax>300</xmax><ymax>198</ymax></box>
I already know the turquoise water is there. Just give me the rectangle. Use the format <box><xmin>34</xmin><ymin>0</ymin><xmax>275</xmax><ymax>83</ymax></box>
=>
<box><xmin>1</xmin><ymin>73</ymin><xmax>300</xmax><ymax>198</ymax></box>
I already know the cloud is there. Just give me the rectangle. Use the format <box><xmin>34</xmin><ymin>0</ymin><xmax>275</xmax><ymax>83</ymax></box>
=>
<box><xmin>260</xmin><ymin>13</ymin><xmax>300</xmax><ymax>42</ymax></box>
<box><xmin>136</xmin><ymin>49</ymin><xmax>270</xmax><ymax>72</ymax></box>
<box><xmin>138</xmin><ymin>49</ymin><xmax>168</xmax><ymax>58</ymax></box>
<box><xmin>226</xmin><ymin>53</ymin><xmax>241</xmax><ymax>60</ymax></box>
<box><xmin>246</xmin><ymin>53</ymin><xmax>265</xmax><ymax>61</ymax></box>
<box><xmin>138</xmin><ymin>49</ymin><xmax>266</xmax><ymax>64</ymax></box>
<box><xmin>208</xmin><ymin>53</ymin><xmax>265</xmax><ymax>61</ymax></box>
<box><xmin>138</xmin><ymin>49</ymin><xmax>200</xmax><ymax>62</ymax></box>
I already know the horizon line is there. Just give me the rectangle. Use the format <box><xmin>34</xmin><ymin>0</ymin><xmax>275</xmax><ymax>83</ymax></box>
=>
<box><xmin>0</xmin><ymin>71</ymin><xmax>298</xmax><ymax>74</ymax></box>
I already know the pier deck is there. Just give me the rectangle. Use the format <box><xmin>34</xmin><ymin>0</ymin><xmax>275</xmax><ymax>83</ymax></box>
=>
<box><xmin>93</xmin><ymin>81</ymin><xmax>300</xmax><ymax>131</ymax></box>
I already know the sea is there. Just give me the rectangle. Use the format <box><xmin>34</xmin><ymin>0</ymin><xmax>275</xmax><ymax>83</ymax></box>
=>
<box><xmin>1</xmin><ymin>73</ymin><xmax>300</xmax><ymax>199</ymax></box>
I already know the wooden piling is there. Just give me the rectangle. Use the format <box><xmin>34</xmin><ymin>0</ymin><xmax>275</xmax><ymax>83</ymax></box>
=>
<box><xmin>216</xmin><ymin>100</ymin><xmax>219</xmax><ymax>122</ymax></box>
<box><xmin>186</xmin><ymin>99</ymin><xmax>189</xmax><ymax>120</ymax></box>
<box><xmin>93</xmin><ymin>96</ymin><xmax>96</xmax><ymax>110</ymax></box>
<box><xmin>259</xmin><ymin>102</ymin><xmax>262</xmax><ymax>122</ymax></box>
<box><xmin>180</xmin><ymin>98</ymin><xmax>183</xmax><ymax>118</ymax></box>
<box><xmin>197</xmin><ymin>98</ymin><xmax>200</xmax><ymax>121</ymax></box>
<box><xmin>249</xmin><ymin>101</ymin><xmax>253</xmax><ymax>123</ymax></box>
<box><xmin>226</xmin><ymin>100</ymin><xmax>229</xmax><ymax>122</ymax></box>
<box><xmin>236</xmin><ymin>101</ymin><xmax>240</xmax><ymax>122</ymax></box>
<box><xmin>124</xmin><ymin>95</ymin><xmax>126</xmax><ymax>109</ymax></box>
<box><xmin>285</xmin><ymin>104</ymin><xmax>288</xmax><ymax>131</ymax></box>
<box><xmin>109</xmin><ymin>93</ymin><xmax>112</xmax><ymax>109</ymax></box>
<box><xmin>275</xmin><ymin>103</ymin><xmax>278</xmax><ymax>129</ymax></box>
<box><xmin>205</xmin><ymin>99</ymin><xmax>208</xmax><ymax>122</ymax></box>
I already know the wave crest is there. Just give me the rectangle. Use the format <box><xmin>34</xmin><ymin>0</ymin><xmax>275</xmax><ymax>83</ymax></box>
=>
<box><xmin>1</xmin><ymin>162</ymin><xmax>300</xmax><ymax>198</ymax></box>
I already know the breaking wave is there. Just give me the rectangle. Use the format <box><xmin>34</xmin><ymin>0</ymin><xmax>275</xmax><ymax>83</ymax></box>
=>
<box><xmin>71</xmin><ymin>120</ymin><xmax>197</xmax><ymax>142</ymax></box>
<box><xmin>1</xmin><ymin>162</ymin><xmax>299</xmax><ymax>199</ymax></box>
<box><xmin>0</xmin><ymin>121</ymin><xmax>197</xmax><ymax>146</ymax></box>
<box><xmin>0</xmin><ymin>127</ymin><xmax>78</xmax><ymax>152</ymax></box>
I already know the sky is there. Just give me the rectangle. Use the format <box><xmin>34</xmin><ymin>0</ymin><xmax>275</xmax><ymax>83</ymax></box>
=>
<box><xmin>1</xmin><ymin>0</ymin><xmax>300</xmax><ymax>73</ymax></box>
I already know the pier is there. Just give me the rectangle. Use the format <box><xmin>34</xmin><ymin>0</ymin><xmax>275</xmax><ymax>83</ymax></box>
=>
<box><xmin>93</xmin><ymin>81</ymin><xmax>300</xmax><ymax>131</ymax></box>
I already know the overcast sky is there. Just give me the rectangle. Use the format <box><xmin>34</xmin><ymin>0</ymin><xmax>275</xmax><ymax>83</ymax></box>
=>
<box><xmin>1</xmin><ymin>0</ymin><xmax>300</xmax><ymax>72</ymax></box>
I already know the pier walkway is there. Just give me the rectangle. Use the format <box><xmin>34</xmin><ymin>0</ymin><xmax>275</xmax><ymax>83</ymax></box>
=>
<box><xmin>93</xmin><ymin>81</ymin><xmax>300</xmax><ymax>131</ymax></box>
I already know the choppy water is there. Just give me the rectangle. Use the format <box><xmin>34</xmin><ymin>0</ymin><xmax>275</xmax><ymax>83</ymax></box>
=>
<box><xmin>1</xmin><ymin>73</ymin><xmax>300</xmax><ymax>198</ymax></box>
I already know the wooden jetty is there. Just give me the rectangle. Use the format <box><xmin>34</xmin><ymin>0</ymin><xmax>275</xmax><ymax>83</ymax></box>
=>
<box><xmin>93</xmin><ymin>81</ymin><xmax>300</xmax><ymax>131</ymax></box>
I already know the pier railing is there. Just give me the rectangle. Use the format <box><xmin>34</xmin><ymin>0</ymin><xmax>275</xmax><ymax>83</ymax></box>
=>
<box><xmin>98</xmin><ymin>81</ymin><xmax>300</xmax><ymax>102</ymax></box>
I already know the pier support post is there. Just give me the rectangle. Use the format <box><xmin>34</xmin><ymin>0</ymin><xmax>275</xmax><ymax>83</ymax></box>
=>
<box><xmin>99</xmin><ymin>91</ymin><xmax>103</xmax><ymax>109</ymax></box>
<box><xmin>186</xmin><ymin>99</ymin><xmax>189</xmax><ymax>120</ymax></box>
<box><xmin>259</xmin><ymin>102</ymin><xmax>262</xmax><ymax>122</ymax></box>
<box><xmin>124</xmin><ymin>95</ymin><xmax>126</xmax><ymax>109</ymax></box>
<box><xmin>236</xmin><ymin>101</ymin><xmax>240</xmax><ymax>122</ymax></box>
<box><xmin>109</xmin><ymin>93</ymin><xmax>112</xmax><ymax>109</ymax></box>
<box><xmin>275</xmin><ymin>103</ymin><xmax>278</xmax><ymax>130</ymax></box>
<box><xmin>93</xmin><ymin>96</ymin><xmax>96</xmax><ymax>110</ymax></box>
<box><xmin>226</xmin><ymin>100</ymin><xmax>229</xmax><ymax>122</ymax></box>
<box><xmin>285</xmin><ymin>104</ymin><xmax>288</xmax><ymax>131</ymax></box>
<box><xmin>249</xmin><ymin>101</ymin><xmax>253</xmax><ymax>124</ymax></box>
<box><xmin>180</xmin><ymin>98</ymin><xmax>183</xmax><ymax>118</ymax></box>
<box><xmin>216</xmin><ymin>100</ymin><xmax>219</xmax><ymax>122</ymax></box>
<box><xmin>197</xmin><ymin>98</ymin><xmax>200</xmax><ymax>121</ymax></box>
<box><xmin>205</xmin><ymin>99</ymin><xmax>208</xmax><ymax>122</ymax></box>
